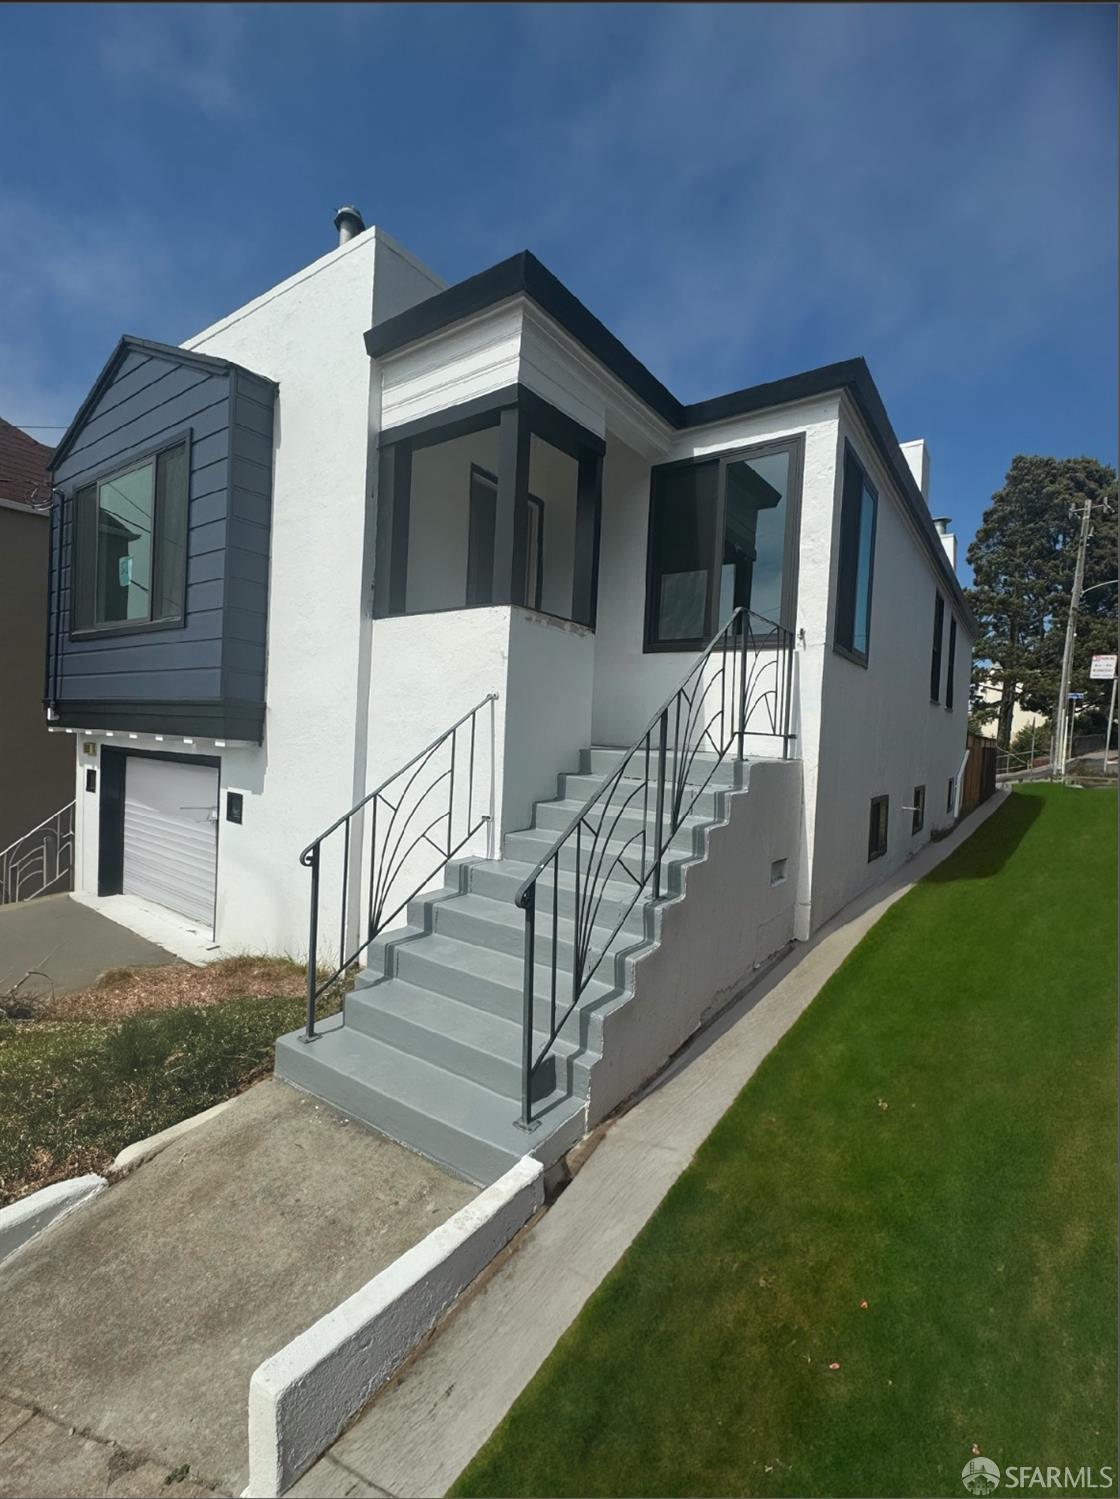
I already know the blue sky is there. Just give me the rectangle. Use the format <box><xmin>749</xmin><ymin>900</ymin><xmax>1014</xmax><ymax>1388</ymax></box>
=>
<box><xmin>1</xmin><ymin>3</ymin><xmax>1115</xmax><ymax>577</ymax></box>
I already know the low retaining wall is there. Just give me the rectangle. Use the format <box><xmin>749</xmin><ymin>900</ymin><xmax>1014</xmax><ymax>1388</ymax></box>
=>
<box><xmin>0</xmin><ymin>1174</ymin><xmax>106</xmax><ymax>1266</ymax></box>
<box><xmin>246</xmin><ymin>1154</ymin><xmax>544</xmax><ymax>1498</ymax></box>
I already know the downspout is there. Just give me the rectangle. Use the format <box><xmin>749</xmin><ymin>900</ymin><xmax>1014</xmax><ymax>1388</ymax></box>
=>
<box><xmin>952</xmin><ymin>744</ymin><xmax>969</xmax><ymax>819</ymax></box>
<box><xmin>43</xmin><ymin>486</ymin><xmax>65</xmax><ymax>719</ymax></box>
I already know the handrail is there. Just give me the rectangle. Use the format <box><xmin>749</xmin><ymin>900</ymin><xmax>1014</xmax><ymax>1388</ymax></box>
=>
<box><xmin>300</xmin><ymin>694</ymin><xmax>497</xmax><ymax>1041</ymax></box>
<box><xmin>0</xmin><ymin>801</ymin><xmax>76</xmax><ymax>905</ymax></box>
<box><xmin>514</xmin><ymin>608</ymin><xmax>795</xmax><ymax>1129</ymax></box>
<box><xmin>299</xmin><ymin>695</ymin><xmax>498</xmax><ymax>864</ymax></box>
<box><xmin>0</xmin><ymin>801</ymin><xmax>76</xmax><ymax>864</ymax></box>
<box><xmin>512</xmin><ymin>608</ymin><xmax>786</xmax><ymax>906</ymax></box>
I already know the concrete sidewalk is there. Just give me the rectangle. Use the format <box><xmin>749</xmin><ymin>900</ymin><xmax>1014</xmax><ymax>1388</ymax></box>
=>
<box><xmin>0</xmin><ymin>1081</ymin><xmax>474</xmax><ymax>1498</ymax></box>
<box><xmin>289</xmin><ymin>791</ymin><xmax>1010</xmax><ymax>1499</ymax></box>
<box><xmin>0</xmin><ymin>894</ymin><xmax>179</xmax><ymax>999</ymax></box>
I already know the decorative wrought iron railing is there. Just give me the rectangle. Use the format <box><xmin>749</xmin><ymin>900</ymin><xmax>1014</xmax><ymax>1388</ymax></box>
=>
<box><xmin>0</xmin><ymin>802</ymin><xmax>75</xmax><ymax>905</ymax></box>
<box><xmin>513</xmin><ymin>608</ymin><xmax>794</xmax><ymax>1129</ymax></box>
<box><xmin>300</xmin><ymin>694</ymin><xmax>497</xmax><ymax>1040</ymax></box>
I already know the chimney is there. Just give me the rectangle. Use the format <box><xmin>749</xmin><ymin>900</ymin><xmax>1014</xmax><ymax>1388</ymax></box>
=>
<box><xmin>899</xmin><ymin>438</ymin><xmax>930</xmax><ymax>501</ymax></box>
<box><xmin>333</xmin><ymin>204</ymin><xmax>365</xmax><ymax>247</ymax></box>
<box><xmin>932</xmin><ymin>516</ymin><xmax>957</xmax><ymax>573</ymax></box>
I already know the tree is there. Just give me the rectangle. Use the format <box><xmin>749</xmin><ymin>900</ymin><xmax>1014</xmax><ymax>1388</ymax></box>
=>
<box><xmin>966</xmin><ymin>457</ymin><xmax>1117</xmax><ymax>747</ymax></box>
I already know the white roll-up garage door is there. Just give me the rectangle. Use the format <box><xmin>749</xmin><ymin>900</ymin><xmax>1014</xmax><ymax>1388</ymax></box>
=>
<box><xmin>123</xmin><ymin>758</ymin><xmax>218</xmax><ymax>925</ymax></box>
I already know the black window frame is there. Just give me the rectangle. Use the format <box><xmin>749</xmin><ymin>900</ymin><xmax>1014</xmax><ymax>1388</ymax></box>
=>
<box><xmin>643</xmin><ymin>433</ymin><xmax>805</xmax><ymax>654</ymax></box>
<box><xmin>945</xmin><ymin>614</ymin><xmax>957</xmax><ymax>710</ymax></box>
<box><xmin>374</xmin><ymin>384</ymin><xmax>603</xmax><ymax>630</ymax></box>
<box><xmin>912</xmin><ymin>784</ymin><xmax>925</xmax><ymax>835</ymax></box>
<box><xmin>69</xmin><ymin>430</ymin><xmax>192</xmax><ymax>641</ymax></box>
<box><xmin>868</xmin><ymin>794</ymin><xmax>889</xmax><ymax>861</ymax></box>
<box><xmin>930</xmin><ymin>591</ymin><xmax>945</xmax><ymax>703</ymax></box>
<box><xmin>833</xmin><ymin>441</ymin><xmax>878</xmax><ymax>668</ymax></box>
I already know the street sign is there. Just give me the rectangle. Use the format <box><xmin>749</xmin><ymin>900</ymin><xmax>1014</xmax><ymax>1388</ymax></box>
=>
<box><xmin>1069</xmin><ymin>692</ymin><xmax>1085</xmax><ymax>701</ymax></box>
<box><xmin>1090</xmin><ymin>653</ymin><xmax>1117</xmax><ymax>680</ymax></box>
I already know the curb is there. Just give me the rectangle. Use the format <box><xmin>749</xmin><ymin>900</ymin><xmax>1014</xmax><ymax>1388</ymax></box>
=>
<box><xmin>109</xmin><ymin>1096</ymin><xmax>238</xmax><ymax>1178</ymax></box>
<box><xmin>244</xmin><ymin>1154</ymin><xmax>544</xmax><ymax>1498</ymax></box>
<box><xmin>0</xmin><ymin>1175</ymin><xmax>107</xmax><ymax>1267</ymax></box>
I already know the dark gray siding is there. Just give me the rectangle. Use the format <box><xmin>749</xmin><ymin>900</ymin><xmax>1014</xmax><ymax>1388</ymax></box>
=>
<box><xmin>47</xmin><ymin>340</ymin><xmax>275</xmax><ymax>741</ymax></box>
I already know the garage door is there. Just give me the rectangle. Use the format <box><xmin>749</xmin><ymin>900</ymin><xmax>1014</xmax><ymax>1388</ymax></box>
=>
<box><xmin>123</xmin><ymin>758</ymin><xmax>218</xmax><ymax>925</ymax></box>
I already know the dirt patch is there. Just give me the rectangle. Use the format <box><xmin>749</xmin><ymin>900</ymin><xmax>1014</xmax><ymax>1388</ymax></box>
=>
<box><xmin>50</xmin><ymin>956</ymin><xmax>307</xmax><ymax>1023</ymax></box>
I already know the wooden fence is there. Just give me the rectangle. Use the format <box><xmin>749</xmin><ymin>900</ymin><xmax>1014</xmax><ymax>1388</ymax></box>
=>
<box><xmin>960</xmin><ymin>732</ymin><xmax>998</xmax><ymax>815</ymax></box>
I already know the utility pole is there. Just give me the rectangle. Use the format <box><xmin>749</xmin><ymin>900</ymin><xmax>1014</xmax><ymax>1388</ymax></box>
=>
<box><xmin>1052</xmin><ymin>495</ymin><xmax>1094</xmax><ymax>778</ymax></box>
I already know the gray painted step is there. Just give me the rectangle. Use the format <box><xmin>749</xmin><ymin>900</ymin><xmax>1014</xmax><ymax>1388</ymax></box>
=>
<box><xmin>586</xmin><ymin>746</ymin><xmax>747</xmax><ymax>788</ymax></box>
<box><xmin>364</xmin><ymin>928</ymin><xmax>620</xmax><ymax>1022</ymax></box>
<box><xmin>414</xmin><ymin>889</ymin><xmax>651</xmax><ymax>965</ymax></box>
<box><xmin>273</xmin><ymin>741</ymin><xmax>748</xmax><ymax>1185</ymax></box>
<box><xmin>559</xmin><ymin>772</ymin><xmax>733</xmax><ymax>822</ymax></box>
<box><xmin>532</xmin><ymin>796</ymin><xmax>711</xmax><ymax>840</ymax></box>
<box><xmin>276</xmin><ymin>1016</ymin><xmax>585</xmax><ymax>1187</ymax></box>
<box><xmin>455</xmin><ymin>855</ymin><xmax>688</xmax><ymax>925</ymax></box>
<box><xmin>503</xmin><ymin>821</ymin><xmax>704</xmax><ymax>877</ymax></box>
<box><xmin>345</xmin><ymin>980</ymin><xmax>596</xmax><ymax>1101</ymax></box>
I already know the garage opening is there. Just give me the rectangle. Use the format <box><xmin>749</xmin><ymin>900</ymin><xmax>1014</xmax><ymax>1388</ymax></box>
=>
<box><xmin>99</xmin><ymin>751</ymin><xmax>219</xmax><ymax>928</ymax></box>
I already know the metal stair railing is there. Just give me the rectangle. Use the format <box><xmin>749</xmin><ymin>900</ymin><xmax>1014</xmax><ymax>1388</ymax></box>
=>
<box><xmin>299</xmin><ymin>694</ymin><xmax>498</xmax><ymax>1041</ymax></box>
<box><xmin>0</xmin><ymin>802</ymin><xmax>76</xmax><ymax>905</ymax></box>
<box><xmin>513</xmin><ymin>608</ymin><xmax>795</xmax><ymax>1130</ymax></box>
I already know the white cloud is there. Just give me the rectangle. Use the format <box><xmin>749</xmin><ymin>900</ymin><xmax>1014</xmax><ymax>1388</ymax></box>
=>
<box><xmin>96</xmin><ymin>4</ymin><xmax>249</xmax><ymax>121</ymax></box>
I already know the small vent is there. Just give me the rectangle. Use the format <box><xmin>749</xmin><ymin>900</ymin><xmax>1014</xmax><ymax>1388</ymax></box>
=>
<box><xmin>770</xmin><ymin>857</ymin><xmax>788</xmax><ymax>886</ymax></box>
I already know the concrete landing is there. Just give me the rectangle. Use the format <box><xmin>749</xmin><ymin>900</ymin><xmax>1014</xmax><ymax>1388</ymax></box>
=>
<box><xmin>0</xmin><ymin>1080</ymin><xmax>474</xmax><ymax>1498</ymax></box>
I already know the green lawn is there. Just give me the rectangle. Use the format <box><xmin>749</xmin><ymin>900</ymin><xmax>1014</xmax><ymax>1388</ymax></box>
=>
<box><xmin>0</xmin><ymin>992</ymin><xmax>322</xmax><ymax>1205</ymax></box>
<box><xmin>454</xmin><ymin>786</ymin><xmax>1118</xmax><ymax>1498</ymax></box>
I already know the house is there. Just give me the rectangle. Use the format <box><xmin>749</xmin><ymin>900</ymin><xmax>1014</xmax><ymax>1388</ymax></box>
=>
<box><xmin>0</xmin><ymin>417</ymin><xmax>75</xmax><ymax>896</ymax></box>
<box><xmin>43</xmin><ymin>209</ymin><xmax>975</xmax><ymax>1183</ymax></box>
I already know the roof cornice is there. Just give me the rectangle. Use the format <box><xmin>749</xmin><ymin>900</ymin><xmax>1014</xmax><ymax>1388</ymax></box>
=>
<box><xmin>365</xmin><ymin>255</ymin><xmax>973</xmax><ymax>630</ymax></box>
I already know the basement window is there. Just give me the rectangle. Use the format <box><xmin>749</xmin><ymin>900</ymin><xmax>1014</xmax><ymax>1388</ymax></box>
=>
<box><xmin>912</xmin><ymin>784</ymin><xmax>925</xmax><ymax>835</ymax></box>
<box><xmin>73</xmin><ymin>438</ymin><xmax>189</xmax><ymax>636</ymax></box>
<box><xmin>868</xmin><ymin>794</ymin><xmax>889</xmax><ymax>861</ymax></box>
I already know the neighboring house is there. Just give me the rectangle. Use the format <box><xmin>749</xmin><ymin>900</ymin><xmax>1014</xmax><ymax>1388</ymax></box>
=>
<box><xmin>43</xmin><ymin>210</ymin><xmax>975</xmax><ymax>1183</ymax></box>
<box><xmin>0</xmin><ymin>417</ymin><xmax>74</xmax><ymax>892</ymax></box>
<box><xmin>973</xmin><ymin>674</ymin><xmax>1047</xmax><ymax>745</ymax></box>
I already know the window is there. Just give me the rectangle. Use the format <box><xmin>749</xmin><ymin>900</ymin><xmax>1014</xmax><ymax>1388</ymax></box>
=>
<box><xmin>645</xmin><ymin>438</ymin><xmax>801</xmax><ymax>650</ymax></box>
<box><xmin>73</xmin><ymin>440</ymin><xmax>189</xmax><ymax>634</ymax></box>
<box><xmin>868</xmin><ymin>794</ymin><xmax>889</xmax><ymax>861</ymax></box>
<box><xmin>912</xmin><ymin>784</ymin><xmax>925</xmax><ymax>835</ymax></box>
<box><xmin>376</xmin><ymin>386</ymin><xmax>603</xmax><ymax>628</ymax></box>
<box><xmin>945</xmin><ymin>615</ymin><xmax>957</xmax><ymax>710</ymax></box>
<box><xmin>930</xmin><ymin>592</ymin><xmax>945</xmax><ymax>702</ymax></box>
<box><xmin>947</xmin><ymin>777</ymin><xmax>955</xmax><ymax>813</ymax></box>
<box><xmin>834</xmin><ymin>446</ymin><xmax>877</xmax><ymax>664</ymax></box>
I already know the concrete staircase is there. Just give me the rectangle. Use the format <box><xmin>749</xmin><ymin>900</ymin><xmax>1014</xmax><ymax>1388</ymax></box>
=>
<box><xmin>276</xmin><ymin>747</ymin><xmax>747</xmax><ymax>1185</ymax></box>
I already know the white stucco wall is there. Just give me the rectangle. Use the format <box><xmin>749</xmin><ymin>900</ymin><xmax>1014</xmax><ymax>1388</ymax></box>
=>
<box><xmin>71</xmin><ymin>228</ymin><xmax>446</xmax><ymax>958</ymax></box>
<box><xmin>503</xmin><ymin>609</ymin><xmax>595</xmax><ymax>834</ymax></box>
<box><xmin>586</xmin><ymin>757</ymin><xmax>802</xmax><ymax>1123</ymax></box>
<box><xmin>589</xmin><ymin>399</ymin><xmax>840</xmax><ymax>940</ymax></box>
<box><xmin>807</xmin><ymin>396</ymin><xmax>973</xmax><ymax>930</ymax></box>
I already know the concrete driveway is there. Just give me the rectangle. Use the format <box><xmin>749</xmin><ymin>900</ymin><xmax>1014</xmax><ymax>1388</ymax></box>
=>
<box><xmin>0</xmin><ymin>894</ymin><xmax>179</xmax><ymax>1000</ymax></box>
<box><xmin>0</xmin><ymin>1081</ymin><xmax>475</xmax><ymax>1497</ymax></box>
